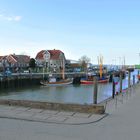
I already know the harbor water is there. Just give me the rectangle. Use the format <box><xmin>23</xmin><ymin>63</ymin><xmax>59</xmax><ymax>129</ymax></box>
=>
<box><xmin>0</xmin><ymin>70</ymin><xmax>138</xmax><ymax>104</ymax></box>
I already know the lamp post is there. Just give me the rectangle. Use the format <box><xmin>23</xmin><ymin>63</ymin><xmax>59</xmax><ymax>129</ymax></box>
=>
<box><xmin>139</xmin><ymin>53</ymin><xmax>140</xmax><ymax>65</ymax></box>
<box><xmin>119</xmin><ymin>57</ymin><xmax>121</xmax><ymax>70</ymax></box>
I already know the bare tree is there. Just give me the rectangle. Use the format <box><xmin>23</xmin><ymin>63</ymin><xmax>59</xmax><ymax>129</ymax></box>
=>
<box><xmin>79</xmin><ymin>55</ymin><xmax>91</xmax><ymax>72</ymax></box>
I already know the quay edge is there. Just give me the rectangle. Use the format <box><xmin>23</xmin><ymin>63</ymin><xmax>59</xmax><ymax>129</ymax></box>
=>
<box><xmin>0</xmin><ymin>99</ymin><xmax>105</xmax><ymax>114</ymax></box>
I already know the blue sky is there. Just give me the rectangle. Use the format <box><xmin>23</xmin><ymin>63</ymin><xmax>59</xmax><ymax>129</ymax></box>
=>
<box><xmin>0</xmin><ymin>0</ymin><xmax>140</xmax><ymax>65</ymax></box>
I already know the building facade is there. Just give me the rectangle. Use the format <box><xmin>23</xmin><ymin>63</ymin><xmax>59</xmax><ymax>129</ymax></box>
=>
<box><xmin>0</xmin><ymin>54</ymin><xmax>30</xmax><ymax>72</ymax></box>
<box><xmin>35</xmin><ymin>49</ymin><xmax>66</xmax><ymax>72</ymax></box>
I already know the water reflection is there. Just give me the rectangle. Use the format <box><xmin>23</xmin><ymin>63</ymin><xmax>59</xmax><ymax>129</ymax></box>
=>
<box><xmin>0</xmin><ymin>70</ymin><xmax>138</xmax><ymax>104</ymax></box>
<box><xmin>0</xmin><ymin>84</ymin><xmax>112</xmax><ymax>104</ymax></box>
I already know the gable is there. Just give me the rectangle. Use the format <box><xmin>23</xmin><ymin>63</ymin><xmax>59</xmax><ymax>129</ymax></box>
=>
<box><xmin>6</xmin><ymin>55</ymin><xmax>17</xmax><ymax>64</ymax></box>
<box><xmin>48</xmin><ymin>50</ymin><xmax>65</xmax><ymax>60</ymax></box>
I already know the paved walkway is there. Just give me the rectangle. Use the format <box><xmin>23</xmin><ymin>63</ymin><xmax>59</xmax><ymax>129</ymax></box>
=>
<box><xmin>0</xmin><ymin>105</ymin><xmax>107</xmax><ymax>125</ymax></box>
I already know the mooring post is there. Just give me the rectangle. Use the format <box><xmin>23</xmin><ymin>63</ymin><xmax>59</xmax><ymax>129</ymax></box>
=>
<box><xmin>93</xmin><ymin>77</ymin><xmax>98</xmax><ymax>104</ymax></box>
<box><xmin>112</xmin><ymin>81</ymin><xmax>115</xmax><ymax>99</ymax></box>
<box><xmin>133</xmin><ymin>75</ymin><xmax>135</xmax><ymax>86</ymax></box>
<box><xmin>128</xmin><ymin>71</ymin><xmax>131</xmax><ymax>88</ymax></box>
<box><xmin>137</xmin><ymin>70</ymin><xmax>140</xmax><ymax>82</ymax></box>
<box><xmin>112</xmin><ymin>74</ymin><xmax>115</xmax><ymax>99</ymax></box>
<box><xmin>120</xmin><ymin>72</ymin><xmax>122</xmax><ymax>93</ymax></box>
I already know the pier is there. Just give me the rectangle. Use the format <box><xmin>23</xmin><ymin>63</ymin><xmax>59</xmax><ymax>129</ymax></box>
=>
<box><xmin>0</xmin><ymin>72</ymin><xmax>87</xmax><ymax>89</ymax></box>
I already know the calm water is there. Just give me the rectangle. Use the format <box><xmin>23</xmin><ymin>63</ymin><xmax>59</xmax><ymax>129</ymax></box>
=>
<box><xmin>0</xmin><ymin>70</ymin><xmax>138</xmax><ymax>104</ymax></box>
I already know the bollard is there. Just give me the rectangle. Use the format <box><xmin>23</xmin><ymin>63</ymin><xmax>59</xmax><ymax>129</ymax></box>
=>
<box><xmin>112</xmin><ymin>81</ymin><xmax>115</xmax><ymax>99</ymax></box>
<box><xmin>93</xmin><ymin>77</ymin><xmax>98</xmax><ymax>104</ymax></box>
<box><xmin>120</xmin><ymin>72</ymin><xmax>122</xmax><ymax>93</ymax></box>
<box><xmin>128</xmin><ymin>71</ymin><xmax>131</xmax><ymax>88</ymax></box>
<box><xmin>133</xmin><ymin>75</ymin><xmax>135</xmax><ymax>85</ymax></box>
<box><xmin>137</xmin><ymin>70</ymin><xmax>140</xmax><ymax>82</ymax></box>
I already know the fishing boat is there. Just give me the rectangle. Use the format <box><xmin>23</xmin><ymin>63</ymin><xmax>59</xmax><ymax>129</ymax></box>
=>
<box><xmin>40</xmin><ymin>58</ymin><xmax>73</xmax><ymax>86</ymax></box>
<box><xmin>40</xmin><ymin>77</ymin><xmax>73</xmax><ymax>86</ymax></box>
<box><xmin>81</xmin><ymin>77</ymin><xmax>109</xmax><ymax>85</ymax></box>
<box><xmin>81</xmin><ymin>55</ymin><xmax>109</xmax><ymax>85</ymax></box>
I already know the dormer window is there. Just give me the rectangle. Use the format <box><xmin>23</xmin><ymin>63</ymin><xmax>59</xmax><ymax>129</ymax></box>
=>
<box><xmin>43</xmin><ymin>51</ymin><xmax>50</xmax><ymax>61</ymax></box>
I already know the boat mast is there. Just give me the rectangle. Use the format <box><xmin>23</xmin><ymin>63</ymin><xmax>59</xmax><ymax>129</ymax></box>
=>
<box><xmin>122</xmin><ymin>56</ymin><xmax>126</xmax><ymax>71</ymax></box>
<box><xmin>62</xmin><ymin>58</ymin><xmax>65</xmax><ymax>80</ymax></box>
<box><xmin>98</xmin><ymin>55</ymin><xmax>103</xmax><ymax>78</ymax></box>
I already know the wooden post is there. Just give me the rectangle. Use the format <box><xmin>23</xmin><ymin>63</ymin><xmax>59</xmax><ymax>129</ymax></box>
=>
<box><xmin>133</xmin><ymin>75</ymin><xmax>135</xmax><ymax>85</ymax></box>
<box><xmin>128</xmin><ymin>71</ymin><xmax>131</xmax><ymax>88</ymax></box>
<box><xmin>112</xmin><ymin>81</ymin><xmax>115</xmax><ymax>99</ymax></box>
<box><xmin>137</xmin><ymin>70</ymin><xmax>140</xmax><ymax>82</ymax></box>
<box><xmin>93</xmin><ymin>77</ymin><xmax>98</xmax><ymax>104</ymax></box>
<box><xmin>112</xmin><ymin>74</ymin><xmax>116</xmax><ymax>99</ymax></box>
<box><xmin>119</xmin><ymin>72</ymin><xmax>122</xmax><ymax>93</ymax></box>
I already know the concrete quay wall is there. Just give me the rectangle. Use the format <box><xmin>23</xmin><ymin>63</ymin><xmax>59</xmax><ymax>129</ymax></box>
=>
<box><xmin>0</xmin><ymin>99</ymin><xmax>105</xmax><ymax>114</ymax></box>
<box><xmin>0</xmin><ymin>77</ymin><xmax>41</xmax><ymax>89</ymax></box>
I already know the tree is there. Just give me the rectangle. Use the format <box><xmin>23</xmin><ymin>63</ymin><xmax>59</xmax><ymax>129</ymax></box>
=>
<box><xmin>29</xmin><ymin>58</ymin><xmax>36</xmax><ymax>70</ymax></box>
<box><xmin>79</xmin><ymin>55</ymin><xmax>91</xmax><ymax>71</ymax></box>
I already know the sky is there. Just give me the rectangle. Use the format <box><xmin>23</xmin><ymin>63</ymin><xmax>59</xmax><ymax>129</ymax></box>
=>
<box><xmin>0</xmin><ymin>0</ymin><xmax>140</xmax><ymax>65</ymax></box>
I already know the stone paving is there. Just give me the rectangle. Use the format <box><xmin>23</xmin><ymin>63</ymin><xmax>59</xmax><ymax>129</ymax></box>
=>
<box><xmin>0</xmin><ymin>105</ymin><xmax>106</xmax><ymax>125</ymax></box>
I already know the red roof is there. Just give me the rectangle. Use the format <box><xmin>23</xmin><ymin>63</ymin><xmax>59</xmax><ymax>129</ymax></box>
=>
<box><xmin>6</xmin><ymin>55</ymin><xmax>17</xmax><ymax>64</ymax></box>
<box><xmin>36</xmin><ymin>49</ymin><xmax>64</xmax><ymax>60</ymax></box>
<box><xmin>48</xmin><ymin>50</ymin><xmax>63</xmax><ymax>60</ymax></box>
<box><xmin>35</xmin><ymin>50</ymin><xmax>45</xmax><ymax>60</ymax></box>
<box><xmin>0</xmin><ymin>56</ymin><xmax>3</xmax><ymax>61</ymax></box>
<box><xmin>11</xmin><ymin>55</ymin><xmax>30</xmax><ymax>63</ymax></box>
<box><xmin>0</xmin><ymin>54</ymin><xmax>30</xmax><ymax>64</ymax></box>
<box><xmin>0</xmin><ymin>56</ymin><xmax>6</xmax><ymax>62</ymax></box>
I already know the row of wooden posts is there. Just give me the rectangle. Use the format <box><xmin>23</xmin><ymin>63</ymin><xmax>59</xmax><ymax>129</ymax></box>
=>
<box><xmin>93</xmin><ymin>71</ymin><xmax>137</xmax><ymax>104</ymax></box>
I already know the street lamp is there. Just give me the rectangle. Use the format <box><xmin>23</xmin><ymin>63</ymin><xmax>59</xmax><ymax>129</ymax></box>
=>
<box><xmin>139</xmin><ymin>53</ymin><xmax>140</xmax><ymax>65</ymax></box>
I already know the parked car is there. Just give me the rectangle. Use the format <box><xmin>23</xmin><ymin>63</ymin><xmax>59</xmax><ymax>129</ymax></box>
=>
<box><xmin>23</xmin><ymin>70</ymin><xmax>29</xmax><ymax>73</ymax></box>
<box><xmin>4</xmin><ymin>70</ymin><xmax>12</xmax><ymax>76</ymax></box>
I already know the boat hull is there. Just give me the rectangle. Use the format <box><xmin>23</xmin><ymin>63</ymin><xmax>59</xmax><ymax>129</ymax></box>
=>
<box><xmin>40</xmin><ymin>79</ymin><xmax>73</xmax><ymax>86</ymax></box>
<box><xmin>137</xmin><ymin>75</ymin><xmax>140</xmax><ymax>80</ymax></box>
<box><xmin>81</xmin><ymin>79</ymin><xmax>109</xmax><ymax>85</ymax></box>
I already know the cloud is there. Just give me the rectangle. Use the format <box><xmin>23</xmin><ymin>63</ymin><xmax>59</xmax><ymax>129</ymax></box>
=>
<box><xmin>5</xmin><ymin>17</ymin><xmax>13</xmax><ymax>21</ymax></box>
<box><xmin>0</xmin><ymin>13</ymin><xmax>22</xmax><ymax>22</ymax></box>
<box><xmin>14</xmin><ymin>16</ymin><xmax>22</xmax><ymax>21</ymax></box>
